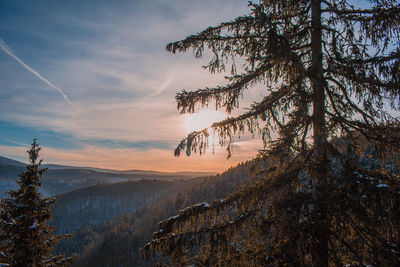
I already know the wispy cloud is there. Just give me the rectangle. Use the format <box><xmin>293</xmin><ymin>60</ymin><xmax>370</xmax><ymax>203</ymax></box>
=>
<box><xmin>0</xmin><ymin>38</ymin><xmax>74</xmax><ymax>107</ymax></box>
<box><xmin>147</xmin><ymin>75</ymin><xmax>174</xmax><ymax>99</ymax></box>
<box><xmin>143</xmin><ymin>61</ymin><xmax>183</xmax><ymax>99</ymax></box>
<box><xmin>2</xmin><ymin>138</ymin><xmax>29</xmax><ymax>147</ymax></box>
<box><xmin>0</xmin><ymin>0</ymin><xmax>260</xmax><ymax>171</ymax></box>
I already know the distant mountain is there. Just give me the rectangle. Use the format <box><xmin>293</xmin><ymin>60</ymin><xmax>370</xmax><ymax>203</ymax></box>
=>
<box><xmin>43</xmin><ymin>164</ymin><xmax>214</xmax><ymax>178</ymax></box>
<box><xmin>0</xmin><ymin>155</ymin><xmax>216</xmax><ymax>197</ymax></box>
<box><xmin>55</xmin><ymin>167</ymin><xmax>215</xmax><ymax>178</ymax></box>
<box><xmin>0</xmin><ymin>155</ymin><xmax>26</xmax><ymax>167</ymax></box>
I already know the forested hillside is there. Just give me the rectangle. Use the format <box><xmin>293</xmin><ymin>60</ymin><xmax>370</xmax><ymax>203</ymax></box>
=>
<box><xmin>60</xmin><ymin>160</ymin><xmax>258</xmax><ymax>266</ymax></box>
<box><xmin>51</xmin><ymin>179</ymin><xmax>202</xmax><ymax>234</ymax></box>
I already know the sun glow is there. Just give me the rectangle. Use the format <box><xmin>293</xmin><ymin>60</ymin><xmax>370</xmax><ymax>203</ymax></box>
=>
<box><xmin>184</xmin><ymin>109</ymin><xmax>227</xmax><ymax>133</ymax></box>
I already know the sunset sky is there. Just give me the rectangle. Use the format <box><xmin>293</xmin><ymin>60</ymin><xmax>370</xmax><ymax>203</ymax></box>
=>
<box><xmin>0</xmin><ymin>0</ymin><xmax>266</xmax><ymax>172</ymax></box>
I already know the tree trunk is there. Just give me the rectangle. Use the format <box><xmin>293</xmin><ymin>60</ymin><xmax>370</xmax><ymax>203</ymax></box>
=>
<box><xmin>311</xmin><ymin>0</ymin><xmax>328</xmax><ymax>266</ymax></box>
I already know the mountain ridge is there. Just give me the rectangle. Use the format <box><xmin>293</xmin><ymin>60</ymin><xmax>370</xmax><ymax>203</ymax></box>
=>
<box><xmin>0</xmin><ymin>155</ymin><xmax>216</xmax><ymax>197</ymax></box>
<box><xmin>0</xmin><ymin>155</ymin><xmax>216</xmax><ymax>177</ymax></box>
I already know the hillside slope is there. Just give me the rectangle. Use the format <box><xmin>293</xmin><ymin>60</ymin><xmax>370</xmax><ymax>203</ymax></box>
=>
<box><xmin>0</xmin><ymin>156</ymin><xmax>214</xmax><ymax>196</ymax></box>
<box><xmin>67</xmin><ymin>161</ymin><xmax>256</xmax><ymax>266</ymax></box>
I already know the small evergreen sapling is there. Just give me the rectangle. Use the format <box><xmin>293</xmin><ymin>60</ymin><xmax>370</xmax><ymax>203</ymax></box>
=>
<box><xmin>0</xmin><ymin>139</ymin><xmax>73</xmax><ymax>266</ymax></box>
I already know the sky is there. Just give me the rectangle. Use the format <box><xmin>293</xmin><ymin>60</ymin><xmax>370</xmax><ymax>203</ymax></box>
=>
<box><xmin>0</xmin><ymin>0</ymin><xmax>265</xmax><ymax>172</ymax></box>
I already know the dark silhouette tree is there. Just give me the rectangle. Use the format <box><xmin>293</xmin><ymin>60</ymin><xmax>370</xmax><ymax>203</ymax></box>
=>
<box><xmin>0</xmin><ymin>139</ymin><xmax>73</xmax><ymax>266</ymax></box>
<box><xmin>144</xmin><ymin>0</ymin><xmax>400</xmax><ymax>266</ymax></box>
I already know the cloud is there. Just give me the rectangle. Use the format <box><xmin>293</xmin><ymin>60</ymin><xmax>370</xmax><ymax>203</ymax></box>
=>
<box><xmin>0</xmin><ymin>0</ymin><xmax>263</xmax><ymax>171</ymax></box>
<box><xmin>146</xmin><ymin>74</ymin><xmax>174</xmax><ymax>99</ymax></box>
<box><xmin>0</xmin><ymin>38</ymin><xmax>75</xmax><ymax>107</ymax></box>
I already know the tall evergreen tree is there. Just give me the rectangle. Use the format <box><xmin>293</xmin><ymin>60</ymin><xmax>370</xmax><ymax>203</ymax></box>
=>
<box><xmin>144</xmin><ymin>0</ymin><xmax>400</xmax><ymax>266</ymax></box>
<box><xmin>0</xmin><ymin>139</ymin><xmax>73</xmax><ymax>266</ymax></box>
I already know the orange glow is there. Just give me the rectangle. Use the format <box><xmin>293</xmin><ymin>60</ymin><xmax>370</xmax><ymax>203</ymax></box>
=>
<box><xmin>0</xmin><ymin>139</ymin><xmax>262</xmax><ymax>173</ymax></box>
<box><xmin>184</xmin><ymin>109</ymin><xmax>226</xmax><ymax>133</ymax></box>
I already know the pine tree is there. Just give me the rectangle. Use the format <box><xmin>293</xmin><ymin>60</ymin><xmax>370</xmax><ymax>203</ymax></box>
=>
<box><xmin>144</xmin><ymin>0</ymin><xmax>400</xmax><ymax>266</ymax></box>
<box><xmin>0</xmin><ymin>139</ymin><xmax>73</xmax><ymax>266</ymax></box>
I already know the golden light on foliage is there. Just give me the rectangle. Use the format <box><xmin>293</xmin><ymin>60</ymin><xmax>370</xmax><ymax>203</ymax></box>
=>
<box><xmin>184</xmin><ymin>109</ymin><xmax>226</xmax><ymax>133</ymax></box>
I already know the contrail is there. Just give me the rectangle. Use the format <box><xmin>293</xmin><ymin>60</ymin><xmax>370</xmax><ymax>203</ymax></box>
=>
<box><xmin>0</xmin><ymin>38</ymin><xmax>74</xmax><ymax>106</ymax></box>
<box><xmin>150</xmin><ymin>75</ymin><xmax>174</xmax><ymax>98</ymax></box>
<box><xmin>144</xmin><ymin>60</ymin><xmax>182</xmax><ymax>100</ymax></box>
